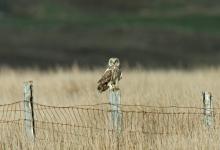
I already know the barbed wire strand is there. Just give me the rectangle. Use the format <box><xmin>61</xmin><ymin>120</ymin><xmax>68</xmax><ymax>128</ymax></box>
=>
<box><xmin>0</xmin><ymin>101</ymin><xmax>218</xmax><ymax>149</ymax></box>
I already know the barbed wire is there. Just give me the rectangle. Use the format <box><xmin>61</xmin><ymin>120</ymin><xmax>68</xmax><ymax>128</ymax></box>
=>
<box><xmin>0</xmin><ymin>101</ymin><xmax>218</xmax><ymax>149</ymax></box>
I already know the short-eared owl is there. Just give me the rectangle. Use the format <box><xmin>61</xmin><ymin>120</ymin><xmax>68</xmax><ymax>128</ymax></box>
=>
<box><xmin>97</xmin><ymin>58</ymin><xmax>122</xmax><ymax>93</ymax></box>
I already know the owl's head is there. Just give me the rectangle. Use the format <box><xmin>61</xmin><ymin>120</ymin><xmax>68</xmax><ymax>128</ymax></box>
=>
<box><xmin>108</xmin><ymin>58</ymin><xmax>120</xmax><ymax>67</ymax></box>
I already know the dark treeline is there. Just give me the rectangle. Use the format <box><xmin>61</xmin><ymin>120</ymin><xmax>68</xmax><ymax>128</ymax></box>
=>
<box><xmin>1</xmin><ymin>0</ymin><xmax>220</xmax><ymax>16</ymax></box>
<box><xmin>0</xmin><ymin>0</ymin><xmax>220</xmax><ymax>69</ymax></box>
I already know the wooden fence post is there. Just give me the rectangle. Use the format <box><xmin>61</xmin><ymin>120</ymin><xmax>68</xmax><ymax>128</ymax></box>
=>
<box><xmin>202</xmin><ymin>91</ymin><xmax>213</xmax><ymax>127</ymax></box>
<box><xmin>109</xmin><ymin>89</ymin><xmax>122</xmax><ymax>150</ymax></box>
<box><xmin>24</xmin><ymin>81</ymin><xmax>35</xmax><ymax>141</ymax></box>
<box><xmin>109</xmin><ymin>89</ymin><xmax>122</xmax><ymax>133</ymax></box>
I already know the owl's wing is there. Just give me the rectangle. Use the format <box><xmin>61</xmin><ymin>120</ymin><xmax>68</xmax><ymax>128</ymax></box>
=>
<box><xmin>119</xmin><ymin>71</ymin><xmax>122</xmax><ymax>80</ymax></box>
<box><xmin>97</xmin><ymin>69</ymin><xmax>112</xmax><ymax>92</ymax></box>
<box><xmin>98</xmin><ymin>69</ymin><xmax>112</xmax><ymax>84</ymax></box>
<box><xmin>113</xmin><ymin>67</ymin><xmax>122</xmax><ymax>81</ymax></box>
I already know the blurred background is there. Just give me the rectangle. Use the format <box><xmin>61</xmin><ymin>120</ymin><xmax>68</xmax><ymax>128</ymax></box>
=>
<box><xmin>0</xmin><ymin>0</ymin><xmax>220</xmax><ymax>69</ymax></box>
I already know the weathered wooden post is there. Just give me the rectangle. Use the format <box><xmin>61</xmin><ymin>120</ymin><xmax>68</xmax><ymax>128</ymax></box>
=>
<box><xmin>109</xmin><ymin>89</ymin><xmax>122</xmax><ymax>150</ymax></box>
<box><xmin>109</xmin><ymin>89</ymin><xmax>122</xmax><ymax>133</ymax></box>
<box><xmin>24</xmin><ymin>81</ymin><xmax>35</xmax><ymax>141</ymax></box>
<box><xmin>202</xmin><ymin>91</ymin><xmax>213</xmax><ymax>127</ymax></box>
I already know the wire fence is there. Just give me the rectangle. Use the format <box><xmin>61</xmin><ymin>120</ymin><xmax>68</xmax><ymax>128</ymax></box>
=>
<box><xmin>0</xmin><ymin>100</ymin><xmax>219</xmax><ymax>149</ymax></box>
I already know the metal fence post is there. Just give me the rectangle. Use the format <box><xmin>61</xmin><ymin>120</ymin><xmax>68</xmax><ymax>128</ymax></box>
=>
<box><xmin>202</xmin><ymin>91</ymin><xmax>213</xmax><ymax>127</ymax></box>
<box><xmin>24</xmin><ymin>81</ymin><xmax>35</xmax><ymax>141</ymax></box>
<box><xmin>109</xmin><ymin>89</ymin><xmax>122</xmax><ymax>133</ymax></box>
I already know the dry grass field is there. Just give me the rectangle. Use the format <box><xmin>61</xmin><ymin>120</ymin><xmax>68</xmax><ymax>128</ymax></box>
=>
<box><xmin>0</xmin><ymin>66</ymin><xmax>220</xmax><ymax>149</ymax></box>
<box><xmin>0</xmin><ymin>66</ymin><xmax>220</xmax><ymax>106</ymax></box>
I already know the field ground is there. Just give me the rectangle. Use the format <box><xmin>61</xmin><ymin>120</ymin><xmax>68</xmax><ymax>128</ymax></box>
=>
<box><xmin>0</xmin><ymin>67</ymin><xmax>220</xmax><ymax>149</ymax></box>
<box><xmin>0</xmin><ymin>67</ymin><xmax>220</xmax><ymax>107</ymax></box>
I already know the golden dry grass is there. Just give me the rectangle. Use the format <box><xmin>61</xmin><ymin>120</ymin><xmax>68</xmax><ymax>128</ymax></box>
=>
<box><xmin>0</xmin><ymin>67</ymin><xmax>220</xmax><ymax>106</ymax></box>
<box><xmin>0</xmin><ymin>66</ymin><xmax>220</xmax><ymax>149</ymax></box>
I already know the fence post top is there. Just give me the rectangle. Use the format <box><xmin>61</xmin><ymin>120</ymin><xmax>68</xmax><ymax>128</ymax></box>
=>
<box><xmin>24</xmin><ymin>81</ymin><xmax>33</xmax><ymax>84</ymax></box>
<box><xmin>202</xmin><ymin>91</ymin><xmax>211</xmax><ymax>95</ymax></box>
<box><xmin>202</xmin><ymin>91</ymin><xmax>212</xmax><ymax>98</ymax></box>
